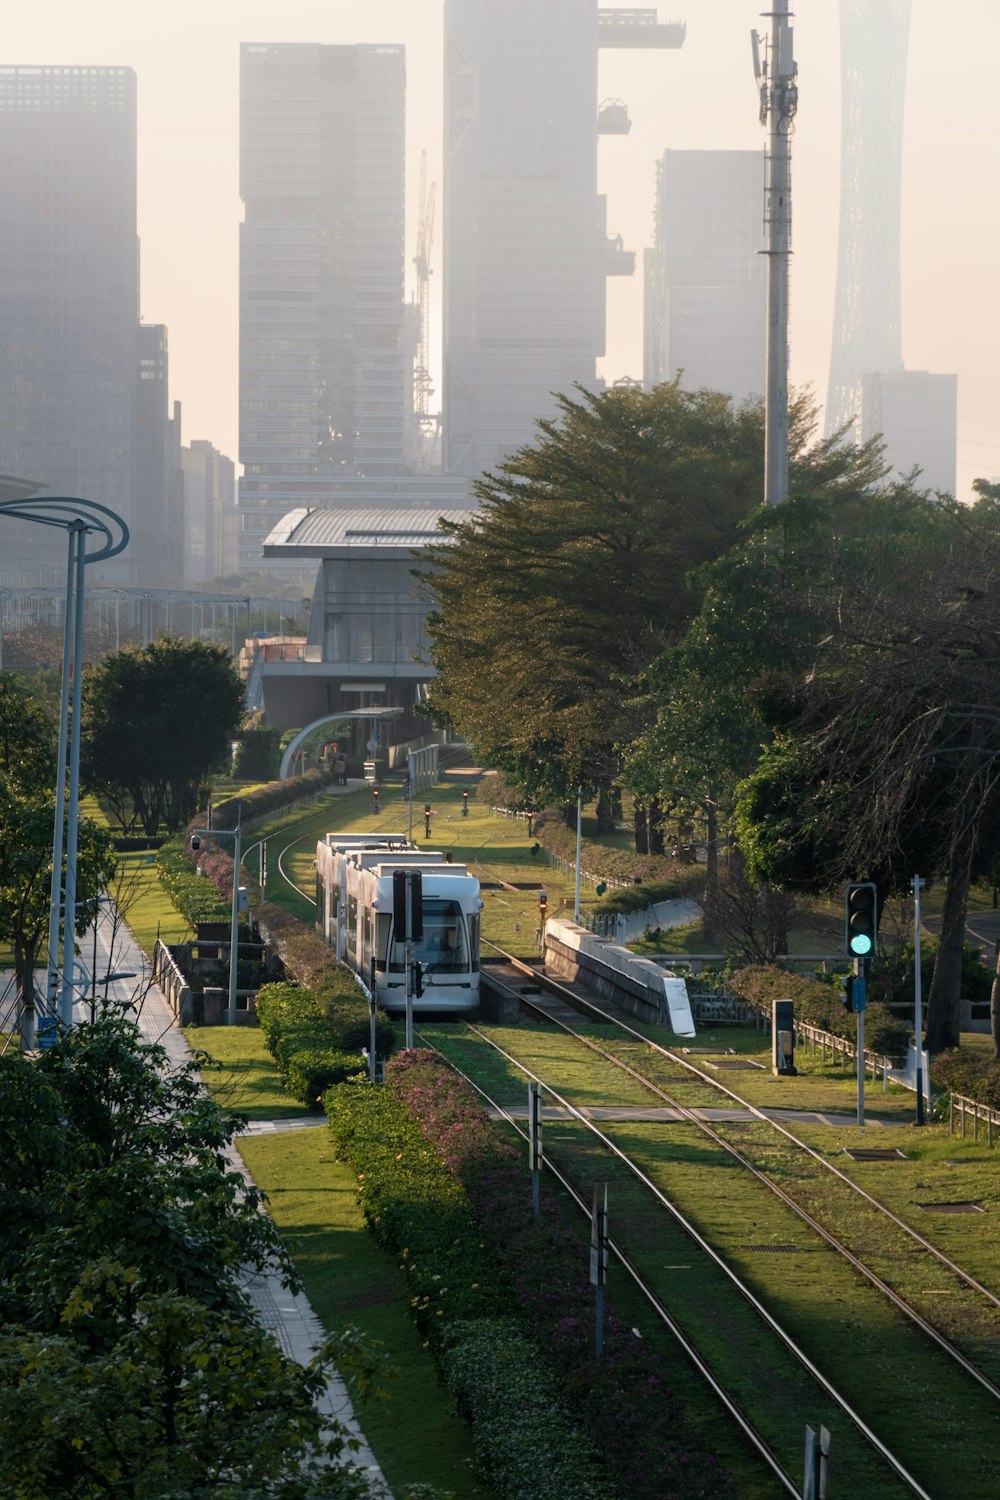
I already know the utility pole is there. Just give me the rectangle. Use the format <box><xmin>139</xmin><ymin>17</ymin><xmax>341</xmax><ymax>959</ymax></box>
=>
<box><xmin>753</xmin><ymin>4</ymin><xmax>798</xmax><ymax>506</ymax></box>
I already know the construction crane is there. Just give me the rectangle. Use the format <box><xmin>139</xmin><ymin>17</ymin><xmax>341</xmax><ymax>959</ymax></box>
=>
<box><xmin>413</xmin><ymin>152</ymin><xmax>436</xmax><ymax>427</ymax></box>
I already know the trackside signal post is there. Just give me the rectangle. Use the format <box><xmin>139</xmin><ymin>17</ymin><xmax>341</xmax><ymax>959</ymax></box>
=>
<box><xmin>590</xmin><ymin>1184</ymin><xmax>609</xmax><ymax>1357</ymax></box>
<box><xmin>528</xmin><ymin>1081</ymin><xmax>542</xmax><ymax>1216</ymax></box>
<box><xmin>393</xmin><ymin>868</ymin><xmax>423</xmax><ymax>1050</ymax></box>
<box><xmin>845</xmin><ymin>882</ymin><xmax>878</xmax><ymax>1127</ymax></box>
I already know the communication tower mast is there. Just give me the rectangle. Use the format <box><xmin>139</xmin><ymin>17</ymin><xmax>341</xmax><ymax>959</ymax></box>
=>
<box><xmin>752</xmin><ymin>3</ymin><xmax>798</xmax><ymax>506</ymax></box>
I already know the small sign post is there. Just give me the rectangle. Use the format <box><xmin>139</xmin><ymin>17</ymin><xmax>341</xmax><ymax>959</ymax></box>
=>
<box><xmin>590</xmin><ymin>1184</ymin><xmax>609</xmax><ymax>1357</ymax></box>
<box><xmin>803</xmin><ymin>1424</ymin><xmax>830</xmax><ymax>1500</ymax></box>
<box><xmin>528</xmin><ymin>1082</ymin><xmax>542</xmax><ymax>1215</ymax></box>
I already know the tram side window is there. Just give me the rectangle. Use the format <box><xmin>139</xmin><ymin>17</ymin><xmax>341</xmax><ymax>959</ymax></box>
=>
<box><xmin>467</xmin><ymin>913</ymin><xmax>480</xmax><ymax>972</ymax></box>
<box><xmin>346</xmin><ymin>894</ymin><xmax>358</xmax><ymax>957</ymax></box>
<box><xmin>331</xmin><ymin>883</ymin><xmax>340</xmax><ymax>919</ymax></box>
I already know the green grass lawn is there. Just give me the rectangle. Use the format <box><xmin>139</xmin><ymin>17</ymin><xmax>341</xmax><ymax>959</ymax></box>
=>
<box><xmin>183</xmin><ymin>1024</ymin><xmax>311</xmax><ymax>1121</ymax></box>
<box><xmin>239</xmin><ymin>1128</ymin><xmax>490</xmax><ymax>1500</ymax></box>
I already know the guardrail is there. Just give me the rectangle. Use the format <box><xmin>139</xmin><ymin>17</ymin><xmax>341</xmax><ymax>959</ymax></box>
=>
<box><xmin>794</xmin><ymin>1018</ymin><xmax>908</xmax><ymax>1089</ymax></box>
<box><xmin>949</xmin><ymin>1091</ymin><xmax>1000</xmax><ymax>1146</ymax></box>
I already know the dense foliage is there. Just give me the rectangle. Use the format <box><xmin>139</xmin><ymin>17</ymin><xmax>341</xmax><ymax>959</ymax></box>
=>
<box><xmin>730</xmin><ymin>965</ymin><xmax>912</xmax><ymax>1061</ymax></box>
<box><xmin>0</xmin><ymin>1017</ymin><xmax>381</xmax><ymax>1498</ymax></box>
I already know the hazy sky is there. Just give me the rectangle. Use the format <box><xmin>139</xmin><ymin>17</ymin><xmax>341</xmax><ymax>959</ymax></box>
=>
<box><xmin>8</xmin><ymin>1</ymin><xmax>999</xmax><ymax>500</ymax></box>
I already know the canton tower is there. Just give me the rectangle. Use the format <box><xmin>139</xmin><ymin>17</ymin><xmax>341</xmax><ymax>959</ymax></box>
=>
<box><xmin>825</xmin><ymin>0</ymin><xmax>912</xmax><ymax>439</ymax></box>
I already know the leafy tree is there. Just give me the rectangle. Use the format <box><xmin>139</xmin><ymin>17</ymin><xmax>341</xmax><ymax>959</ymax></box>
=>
<box><xmin>80</xmin><ymin>636</ymin><xmax>245</xmax><ymax>834</ymax></box>
<box><xmin>728</xmin><ymin>499</ymin><xmax>1000</xmax><ymax>1050</ymax></box>
<box><xmin>0</xmin><ymin>671</ymin><xmax>57</xmax><ymax>792</ymax></box>
<box><xmin>0</xmin><ymin>1018</ymin><xmax>390</xmax><ymax>1499</ymax></box>
<box><xmin>0</xmin><ymin>786</ymin><xmax>115</xmax><ymax>1029</ymax></box>
<box><xmin>419</xmin><ymin>381</ymin><xmax>890</xmax><ymax>833</ymax></box>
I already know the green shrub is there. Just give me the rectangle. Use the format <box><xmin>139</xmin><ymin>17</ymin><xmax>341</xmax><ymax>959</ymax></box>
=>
<box><xmin>256</xmin><ymin>983</ymin><xmax>369</xmax><ymax>1107</ymax></box>
<box><xmin>731</xmin><ymin>964</ymin><xmax>911</xmax><ymax>1061</ymax></box>
<box><xmin>441</xmin><ymin>1320</ymin><xmax>617</xmax><ymax>1500</ymax></box>
<box><xmin>232</xmin><ymin>727</ymin><xmax>282</xmax><ymax>782</ymax></box>
<box><xmin>931</xmin><ymin>1050</ymin><xmax>1000</xmax><ymax>1109</ymax></box>
<box><xmin>158</xmin><ymin>837</ymin><xmax>231</xmax><ymax>924</ymax></box>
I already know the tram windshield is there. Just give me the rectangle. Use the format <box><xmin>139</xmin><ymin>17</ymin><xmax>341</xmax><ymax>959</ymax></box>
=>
<box><xmin>389</xmin><ymin>898</ymin><xmax>469</xmax><ymax>974</ymax></box>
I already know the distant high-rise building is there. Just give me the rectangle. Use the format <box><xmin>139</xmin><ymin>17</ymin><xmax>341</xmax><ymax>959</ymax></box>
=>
<box><xmin>826</xmin><ymin>1</ymin><xmax>911</xmax><ymax>439</ymax></box>
<box><xmin>644</xmin><ymin>149</ymin><xmax>766</xmax><ymax>402</ymax></box>
<box><xmin>238</xmin><ymin>42</ymin><xmax>409</xmax><ymax>571</ymax></box>
<box><xmin>135</xmin><ymin>326</ymin><xmax>184</xmax><ymax>582</ymax></box>
<box><xmin>182</xmin><ymin>438</ymin><xmax>237</xmax><ymax>585</ymax></box>
<box><xmin>0</xmin><ymin>65</ymin><xmax>140</xmax><ymax>576</ymax></box>
<box><xmin>860</xmin><ymin>371</ymin><xmax>957</xmax><ymax>495</ymax></box>
<box><xmin>443</xmin><ymin>2</ymin><xmax>683</xmax><ymax>480</ymax></box>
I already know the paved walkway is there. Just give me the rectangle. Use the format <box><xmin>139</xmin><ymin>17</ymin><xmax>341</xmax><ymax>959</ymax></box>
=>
<box><xmin>87</xmin><ymin>910</ymin><xmax>392</xmax><ymax>1498</ymax></box>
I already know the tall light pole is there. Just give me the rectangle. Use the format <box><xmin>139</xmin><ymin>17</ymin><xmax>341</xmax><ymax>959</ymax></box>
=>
<box><xmin>753</xmin><ymin>3</ymin><xmax>798</xmax><ymax>506</ymax></box>
<box><xmin>0</xmin><ymin>497</ymin><xmax>128</xmax><ymax>1033</ymax></box>
<box><xmin>912</xmin><ymin>875</ymin><xmax>926</xmax><ymax>1125</ymax></box>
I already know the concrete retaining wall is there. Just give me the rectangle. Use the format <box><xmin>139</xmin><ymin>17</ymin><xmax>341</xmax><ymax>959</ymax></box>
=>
<box><xmin>544</xmin><ymin>918</ymin><xmax>693</xmax><ymax>1032</ymax></box>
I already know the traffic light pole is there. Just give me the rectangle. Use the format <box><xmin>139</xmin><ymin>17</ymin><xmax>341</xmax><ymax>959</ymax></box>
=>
<box><xmin>855</xmin><ymin>960</ymin><xmax>866</xmax><ymax>1129</ymax></box>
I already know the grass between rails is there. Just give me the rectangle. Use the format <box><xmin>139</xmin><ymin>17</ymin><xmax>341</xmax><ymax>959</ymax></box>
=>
<box><xmin>424</xmin><ymin>1021</ymin><xmax>1000</xmax><ymax>1499</ymax></box>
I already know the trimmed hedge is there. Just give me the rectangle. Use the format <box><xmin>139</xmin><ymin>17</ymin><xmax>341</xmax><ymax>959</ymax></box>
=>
<box><xmin>325</xmin><ymin>1051</ymin><xmax>731</xmax><ymax>1500</ymax></box>
<box><xmin>257</xmin><ymin>902</ymin><xmax>347</xmax><ymax>992</ymax></box>
<box><xmin>256</xmin><ymin>982</ymin><xmax>371</xmax><ymax>1107</ymax></box>
<box><xmin>731</xmin><ymin>964</ymin><xmax>912</xmax><ymax>1061</ymax></box>
<box><xmin>441</xmin><ymin>1320</ymin><xmax>615</xmax><ymax>1500</ymax></box>
<box><xmin>211</xmin><ymin>768</ymin><xmax>331</xmax><ymax>832</ymax></box>
<box><xmin>158</xmin><ymin>837</ymin><xmax>232</xmax><ymax>925</ymax></box>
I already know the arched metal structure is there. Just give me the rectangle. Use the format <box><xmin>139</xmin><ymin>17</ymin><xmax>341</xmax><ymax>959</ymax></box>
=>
<box><xmin>0</xmin><ymin>496</ymin><xmax>129</xmax><ymax>1037</ymax></box>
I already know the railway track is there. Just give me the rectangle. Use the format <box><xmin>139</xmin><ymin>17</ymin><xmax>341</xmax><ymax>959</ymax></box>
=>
<box><xmin>268</xmin><ymin>805</ymin><xmax>1000</xmax><ymax>1493</ymax></box>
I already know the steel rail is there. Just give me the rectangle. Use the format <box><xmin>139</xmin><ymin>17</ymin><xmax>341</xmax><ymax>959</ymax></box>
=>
<box><xmin>447</xmin><ymin>1019</ymin><xmax>932</xmax><ymax>1499</ymax></box>
<box><xmin>411</xmin><ymin>1024</ymin><xmax>801</xmax><ymax>1498</ymax></box>
<box><xmin>484</xmin><ymin>940</ymin><xmax>1000</xmax><ymax>1312</ymax></box>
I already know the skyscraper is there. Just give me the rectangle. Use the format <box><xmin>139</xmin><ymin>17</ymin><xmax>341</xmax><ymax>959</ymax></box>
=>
<box><xmin>238</xmin><ymin>43</ymin><xmax>408</xmax><ymax>572</ymax></box>
<box><xmin>644</xmin><ymin>150</ymin><xmax>766</xmax><ymax>402</ymax></box>
<box><xmin>825</xmin><ymin>1</ymin><xmax>911</xmax><ymax>438</ymax></box>
<box><xmin>443</xmin><ymin>0</ymin><xmax>605</xmax><ymax>480</ymax></box>
<box><xmin>0</xmin><ymin>66</ymin><xmax>139</xmax><ymax>575</ymax></box>
<box><xmin>443</xmin><ymin>2</ymin><xmax>683</xmax><ymax>481</ymax></box>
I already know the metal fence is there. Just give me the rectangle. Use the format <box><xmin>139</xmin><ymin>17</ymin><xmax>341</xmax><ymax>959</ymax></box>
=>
<box><xmin>949</xmin><ymin>1092</ymin><xmax>1000</xmax><ymax>1146</ymax></box>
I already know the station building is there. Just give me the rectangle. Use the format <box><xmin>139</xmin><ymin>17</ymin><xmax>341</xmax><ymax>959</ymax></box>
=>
<box><xmin>254</xmin><ymin>506</ymin><xmax>466</xmax><ymax>757</ymax></box>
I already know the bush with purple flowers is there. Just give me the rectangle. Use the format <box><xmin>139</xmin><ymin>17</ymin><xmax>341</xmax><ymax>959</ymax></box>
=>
<box><xmin>328</xmin><ymin>1051</ymin><xmax>731</xmax><ymax>1499</ymax></box>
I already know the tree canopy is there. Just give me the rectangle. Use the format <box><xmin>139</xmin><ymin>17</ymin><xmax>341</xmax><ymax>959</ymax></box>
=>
<box><xmin>419</xmin><ymin>381</ymin><xmax>890</xmax><ymax>814</ymax></box>
<box><xmin>80</xmin><ymin>636</ymin><xmax>246</xmax><ymax>834</ymax></box>
<box><xmin>0</xmin><ymin>1018</ymin><xmax>387</xmax><ymax>1498</ymax></box>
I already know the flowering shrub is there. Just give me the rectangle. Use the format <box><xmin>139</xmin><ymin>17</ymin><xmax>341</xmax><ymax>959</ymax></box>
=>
<box><xmin>210</xmin><ymin>768</ymin><xmax>331</xmax><ymax>831</ymax></box>
<box><xmin>327</xmin><ymin>1050</ymin><xmax>730</xmax><ymax>1499</ymax></box>
<box><xmin>158</xmin><ymin>837</ymin><xmax>231</xmax><ymax>924</ymax></box>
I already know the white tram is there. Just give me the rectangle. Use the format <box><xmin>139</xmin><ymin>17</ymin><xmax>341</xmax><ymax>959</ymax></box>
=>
<box><xmin>315</xmin><ymin>833</ymin><xmax>483</xmax><ymax>1014</ymax></box>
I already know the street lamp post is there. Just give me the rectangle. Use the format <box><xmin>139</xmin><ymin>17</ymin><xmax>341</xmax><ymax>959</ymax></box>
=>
<box><xmin>0</xmin><ymin>497</ymin><xmax>128</xmax><ymax>1034</ymax></box>
<box><xmin>192</xmin><ymin>816</ymin><xmax>243</xmax><ymax>1025</ymax></box>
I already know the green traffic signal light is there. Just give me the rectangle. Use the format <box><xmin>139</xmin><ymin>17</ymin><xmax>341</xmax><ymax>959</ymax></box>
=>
<box><xmin>845</xmin><ymin>882</ymin><xmax>877</xmax><ymax>958</ymax></box>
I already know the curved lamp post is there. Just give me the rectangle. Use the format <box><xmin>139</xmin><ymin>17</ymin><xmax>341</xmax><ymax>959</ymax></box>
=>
<box><xmin>0</xmin><ymin>497</ymin><xmax>128</xmax><ymax>1035</ymax></box>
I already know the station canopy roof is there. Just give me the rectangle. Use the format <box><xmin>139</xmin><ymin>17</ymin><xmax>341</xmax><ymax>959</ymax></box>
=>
<box><xmin>263</xmin><ymin>506</ymin><xmax>472</xmax><ymax>558</ymax></box>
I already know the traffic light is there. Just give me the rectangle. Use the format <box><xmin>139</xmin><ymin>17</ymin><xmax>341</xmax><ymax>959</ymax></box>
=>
<box><xmin>462</xmin><ymin>788</ymin><xmax>469</xmax><ymax>817</ymax></box>
<box><xmin>839</xmin><ymin>974</ymin><xmax>855</xmax><ymax>1011</ymax></box>
<box><xmin>595</xmin><ymin>881</ymin><xmax>607</xmax><ymax>897</ymax></box>
<box><xmin>538</xmin><ymin>890</ymin><xmax>548</xmax><ymax>917</ymax></box>
<box><xmin>372</xmin><ymin>785</ymin><xmax>380</xmax><ymax>809</ymax></box>
<box><xmin>845</xmin><ymin>882</ymin><xmax>878</xmax><ymax>958</ymax></box>
<box><xmin>190</xmin><ymin>833</ymin><xmax>201</xmax><ymax>851</ymax></box>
